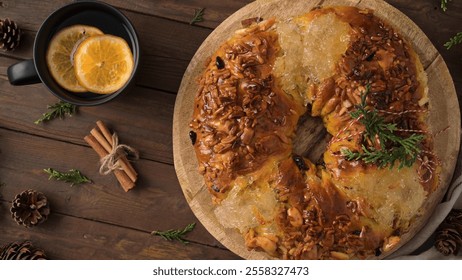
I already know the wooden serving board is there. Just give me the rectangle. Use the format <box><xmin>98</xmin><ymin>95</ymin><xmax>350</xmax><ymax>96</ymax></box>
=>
<box><xmin>173</xmin><ymin>0</ymin><xmax>460</xmax><ymax>259</ymax></box>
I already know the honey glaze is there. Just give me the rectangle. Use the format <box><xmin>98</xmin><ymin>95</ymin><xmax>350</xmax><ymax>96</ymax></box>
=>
<box><xmin>190</xmin><ymin>6</ymin><xmax>439</xmax><ymax>259</ymax></box>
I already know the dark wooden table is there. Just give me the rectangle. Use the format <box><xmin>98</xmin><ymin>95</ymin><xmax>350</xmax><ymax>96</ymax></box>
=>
<box><xmin>0</xmin><ymin>0</ymin><xmax>460</xmax><ymax>260</ymax></box>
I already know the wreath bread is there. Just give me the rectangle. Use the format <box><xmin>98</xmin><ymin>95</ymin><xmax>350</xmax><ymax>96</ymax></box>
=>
<box><xmin>189</xmin><ymin>6</ymin><xmax>442</xmax><ymax>259</ymax></box>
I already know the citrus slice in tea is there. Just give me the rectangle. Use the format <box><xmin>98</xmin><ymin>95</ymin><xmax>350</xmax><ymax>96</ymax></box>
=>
<box><xmin>46</xmin><ymin>25</ymin><xmax>103</xmax><ymax>92</ymax></box>
<box><xmin>73</xmin><ymin>34</ymin><xmax>134</xmax><ymax>94</ymax></box>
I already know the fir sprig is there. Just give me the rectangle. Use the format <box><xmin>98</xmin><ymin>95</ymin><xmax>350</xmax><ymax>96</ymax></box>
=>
<box><xmin>151</xmin><ymin>222</ymin><xmax>196</xmax><ymax>244</ymax></box>
<box><xmin>44</xmin><ymin>168</ymin><xmax>91</xmax><ymax>186</ymax></box>
<box><xmin>343</xmin><ymin>134</ymin><xmax>424</xmax><ymax>169</ymax></box>
<box><xmin>35</xmin><ymin>101</ymin><xmax>77</xmax><ymax>124</ymax></box>
<box><xmin>342</xmin><ymin>85</ymin><xmax>425</xmax><ymax>169</ymax></box>
<box><xmin>441</xmin><ymin>0</ymin><xmax>452</xmax><ymax>12</ymax></box>
<box><xmin>444</xmin><ymin>32</ymin><xmax>462</xmax><ymax>50</ymax></box>
<box><xmin>190</xmin><ymin>8</ymin><xmax>205</xmax><ymax>25</ymax></box>
<box><xmin>350</xmin><ymin>85</ymin><xmax>391</xmax><ymax>150</ymax></box>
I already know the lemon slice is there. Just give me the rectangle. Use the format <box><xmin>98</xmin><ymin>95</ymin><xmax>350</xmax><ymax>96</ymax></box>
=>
<box><xmin>73</xmin><ymin>34</ymin><xmax>134</xmax><ymax>94</ymax></box>
<box><xmin>46</xmin><ymin>25</ymin><xmax>103</xmax><ymax>92</ymax></box>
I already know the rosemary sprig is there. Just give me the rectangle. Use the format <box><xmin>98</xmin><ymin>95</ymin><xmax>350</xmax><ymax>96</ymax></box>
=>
<box><xmin>44</xmin><ymin>168</ymin><xmax>91</xmax><ymax>186</ymax></box>
<box><xmin>444</xmin><ymin>32</ymin><xmax>462</xmax><ymax>50</ymax></box>
<box><xmin>151</xmin><ymin>222</ymin><xmax>196</xmax><ymax>244</ymax></box>
<box><xmin>35</xmin><ymin>101</ymin><xmax>77</xmax><ymax>124</ymax></box>
<box><xmin>190</xmin><ymin>8</ymin><xmax>205</xmax><ymax>25</ymax></box>
<box><xmin>441</xmin><ymin>0</ymin><xmax>452</xmax><ymax>12</ymax></box>
<box><xmin>342</xmin><ymin>85</ymin><xmax>424</xmax><ymax>169</ymax></box>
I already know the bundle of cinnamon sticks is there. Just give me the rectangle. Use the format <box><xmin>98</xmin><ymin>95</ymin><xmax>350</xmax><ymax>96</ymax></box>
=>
<box><xmin>84</xmin><ymin>121</ymin><xmax>137</xmax><ymax>192</ymax></box>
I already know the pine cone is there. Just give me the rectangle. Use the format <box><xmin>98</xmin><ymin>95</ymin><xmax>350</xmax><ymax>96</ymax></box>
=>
<box><xmin>0</xmin><ymin>241</ymin><xmax>47</xmax><ymax>260</ymax></box>
<box><xmin>10</xmin><ymin>189</ymin><xmax>50</xmax><ymax>227</ymax></box>
<box><xmin>434</xmin><ymin>209</ymin><xmax>462</xmax><ymax>256</ymax></box>
<box><xmin>0</xmin><ymin>18</ymin><xmax>21</xmax><ymax>51</ymax></box>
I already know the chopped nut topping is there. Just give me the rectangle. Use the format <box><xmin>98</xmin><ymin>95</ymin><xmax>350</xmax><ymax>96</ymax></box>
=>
<box><xmin>190</xmin><ymin>19</ymin><xmax>296</xmax><ymax>198</ymax></box>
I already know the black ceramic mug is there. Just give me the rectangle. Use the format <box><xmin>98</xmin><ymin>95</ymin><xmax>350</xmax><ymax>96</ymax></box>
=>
<box><xmin>7</xmin><ymin>1</ymin><xmax>140</xmax><ymax>106</ymax></box>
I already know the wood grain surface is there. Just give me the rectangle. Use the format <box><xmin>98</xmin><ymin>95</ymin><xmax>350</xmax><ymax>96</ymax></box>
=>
<box><xmin>173</xmin><ymin>0</ymin><xmax>460</xmax><ymax>259</ymax></box>
<box><xmin>0</xmin><ymin>0</ymin><xmax>461</xmax><ymax>260</ymax></box>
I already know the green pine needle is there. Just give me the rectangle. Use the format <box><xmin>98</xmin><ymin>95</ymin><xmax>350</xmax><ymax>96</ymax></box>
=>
<box><xmin>441</xmin><ymin>0</ymin><xmax>452</xmax><ymax>12</ymax></box>
<box><xmin>151</xmin><ymin>223</ymin><xmax>196</xmax><ymax>244</ymax></box>
<box><xmin>444</xmin><ymin>32</ymin><xmax>462</xmax><ymax>50</ymax></box>
<box><xmin>342</xmin><ymin>85</ymin><xmax>425</xmax><ymax>170</ymax></box>
<box><xmin>44</xmin><ymin>168</ymin><xmax>91</xmax><ymax>186</ymax></box>
<box><xmin>35</xmin><ymin>101</ymin><xmax>77</xmax><ymax>124</ymax></box>
<box><xmin>190</xmin><ymin>8</ymin><xmax>205</xmax><ymax>25</ymax></box>
<box><xmin>342</xmin><ymin>134</ymin><xmax>424</xmax><ymax>170</ymax></box>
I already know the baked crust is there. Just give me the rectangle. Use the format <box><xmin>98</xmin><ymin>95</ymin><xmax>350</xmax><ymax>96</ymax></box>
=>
<box><xmin>189</xmin><ymin>6</ymin><xmax>440</xmax><ymax>259</ymax></box>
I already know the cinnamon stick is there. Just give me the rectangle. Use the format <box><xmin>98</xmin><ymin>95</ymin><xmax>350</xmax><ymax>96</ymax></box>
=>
<box><xmin>84</xmin><ymin>135</ymin><xmax>135</xmax><ymax>192</ymax></box>
<box><xmin>94</xmin><ymin>121</ymin><xmax>138</xmax><ymax>182</ymax></box>
<box><xmin>90</xmin><ymin>128</ymin><xmax>112</xmax><ymax>153</ymax></box>
<box><xmin>96</xmin><ymin>120</ymin><xmax>113</xmax><ymax>145</ymax></box>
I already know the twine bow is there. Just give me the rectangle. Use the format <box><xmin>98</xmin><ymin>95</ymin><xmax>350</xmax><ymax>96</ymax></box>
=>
<box><xmin>99</xmin><ymin>133</ymin><xmax>139</xmax><ymax>175</ymax></box>
<box><xmin>417</xmin><ymin>153</ymin><xmax>439</xmax><ymax>184</ymax></box>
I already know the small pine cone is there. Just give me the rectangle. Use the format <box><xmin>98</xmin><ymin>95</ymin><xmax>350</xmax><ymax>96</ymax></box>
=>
<box><xmin>0</xmin><ymin>241</ymin><xmax>47</xmax><ymax>260</ymax></box>
<box><xmin>435</xmin><ymin>228</ymin><xmax>461</xmax><ymax>255</ymax></box>
<box><xmin>10</xmin><ymin>189</ymin><xmax>50</xmax><ymax>227</ymax></box>
<box><xmin>0</xmin><ymin>18</ymin><xmax>22</xmax><ymax>51</ymax></box>
<box><xmin>434</xmin><ymin>209</ymin><xmax>462</xmax><ymax>256</ymax></box>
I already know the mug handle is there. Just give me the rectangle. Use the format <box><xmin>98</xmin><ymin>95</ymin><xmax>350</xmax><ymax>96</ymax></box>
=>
<box><xmin>7</xmin><ymin>59</ymin><xmax>41</xmax><ymax>85</ymax></box>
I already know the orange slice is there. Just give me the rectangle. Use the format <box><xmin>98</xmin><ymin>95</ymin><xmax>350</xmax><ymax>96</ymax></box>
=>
<box><xmin>73</xmin><ymin>34</ymin><xmax>134</xmax><ymax>94</ymax></box>
<box><xmin>46</xmin><ymin>25</ymin><xmax>103</xmax><ymax>92</ymax></box>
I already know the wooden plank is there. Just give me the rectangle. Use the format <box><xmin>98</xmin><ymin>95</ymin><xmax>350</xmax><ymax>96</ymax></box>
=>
<box><xmin>0</xmin><ymin>1</ymin><xmax>71</xmax><ymax>31</ymax></box>
<box><xmin>0</xmin><ymin>74</ymin><xmax>175</xmax><ymax>164</ymax></box>
<box><xmin>125</xmin><ymin>10</ymin><xmax>210</xmax><ymax>62</ymax></box>
<box><xmin>139</xmin><ymin>56</ymin><xmax>190</xmax><ymax>93</ymax></box>
<box><xmin>0</xmin><ymin>127</ymin><xmax>226</xmax><ymax>248</ymax></box>
<box><xmin>0</xmin><ymin>0</ymin><xmax>253</xmax><ymax>30</ymax></box>
<box><xmin>107</xmin><ymin>0</ymin><xmax>254</xmax><ymax>29</ymax></box>
<box><xmin>0</xmin><ymin>202</ymin><xmax>239</xmax><ymax>259</ymax></box>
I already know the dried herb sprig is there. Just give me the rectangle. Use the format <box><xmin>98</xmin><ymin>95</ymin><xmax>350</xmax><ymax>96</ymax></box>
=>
<box><xmin>444</xmin><ymin>32</ymin><xmax>462</xmax><ymax>50</ymax></box>
<box><xmin>342</xmin><ymin>85</ymin><xmax>424</xmax><ymax>169</ymax></box>
<box><xmin>441</xmin><ymin>0</ymin><xmax>452</xmax><ymax>12</ymax></box>
<box><xmin>44</xmin><ymin>168</ymin><xmax>91</xmax><ymax>186</ymax></box>
<box><xmin>151</xmin><ymin>222</ymin><xmax>196</xmax><ymax>244</ymax></box>
<box><xmin>34</xmin><ymin>101</ymin><xmax>77</xmax><ymax>124</ymax></box>
<box><xmin>190</xmin><ymin>8</ymin><xmax>205</xmax><ymax>25</ymax></box>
